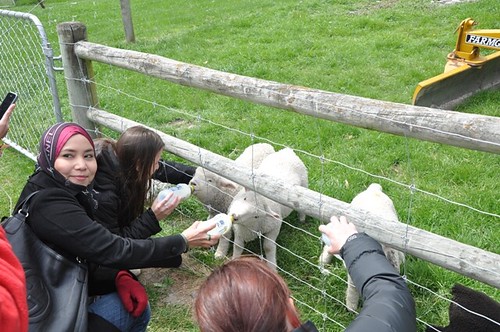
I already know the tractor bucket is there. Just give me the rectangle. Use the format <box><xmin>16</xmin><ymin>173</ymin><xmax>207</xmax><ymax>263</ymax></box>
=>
<box><xmin>412</xmin><ymin>51</ymin><xmax>500</xmax><ymax>110</ymax></box>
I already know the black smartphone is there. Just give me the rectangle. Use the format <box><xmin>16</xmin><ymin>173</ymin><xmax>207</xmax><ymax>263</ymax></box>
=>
<box><xmin>0</xmin><ymin>92</ymin><xmax>18</xmax><ymax>120</ymax></box>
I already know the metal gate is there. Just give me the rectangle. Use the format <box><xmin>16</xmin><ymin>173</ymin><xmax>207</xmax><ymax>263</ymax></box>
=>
<box><xmin>0</xmin><ymin>9</ymin><xmax>62</xmax><ymax>160</ymax></box>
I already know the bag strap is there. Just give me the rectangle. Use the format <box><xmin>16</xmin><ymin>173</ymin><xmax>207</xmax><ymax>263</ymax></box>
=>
<box><xmin>16</xmin><ymin>190</ymin><xmax>40</xmax><ymax>217</ymax></box>
<box><xmin>14</xmin><ymin>190</ymin><xmax>86</xmax><ymax>265</ymax></box>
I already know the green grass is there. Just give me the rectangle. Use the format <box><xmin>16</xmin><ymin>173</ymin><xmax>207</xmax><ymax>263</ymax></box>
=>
<box><xmin>2</xmin><ymin>0</ymin><xmax>499</xmax><ymax>331</ymax></box>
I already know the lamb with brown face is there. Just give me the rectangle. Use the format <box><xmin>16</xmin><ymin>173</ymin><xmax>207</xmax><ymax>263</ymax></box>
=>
<box><xmin>226</xmin><ymin>147</ymin><xmax>308</xmax><ymax>269</ymax></box>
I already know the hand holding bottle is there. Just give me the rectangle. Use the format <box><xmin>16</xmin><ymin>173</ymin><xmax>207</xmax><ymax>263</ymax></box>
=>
<box><xmin>152</xmin><ymin>192</ymin><xmax>180</xmax><ymax>220</ymax></box>
<box><xmin>319</xmin><ymin>216</ymin><xmax>358</xmax><ymax>254</ymax></box>
<box><xmin>181</xmin><ymin>219</ymin><xmax>221</xmax><ymax>249</ymax></box>
<box><xmin>152</xmin><ymin>184</ymin><xmax>192</xmax><ymax>220</ymax></box>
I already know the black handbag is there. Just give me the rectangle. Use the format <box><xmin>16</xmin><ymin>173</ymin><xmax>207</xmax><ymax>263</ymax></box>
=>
<box><xmin>2</xmin><ymin>191</ymin><xmax>89</xmax><ymax>332</ymax></box>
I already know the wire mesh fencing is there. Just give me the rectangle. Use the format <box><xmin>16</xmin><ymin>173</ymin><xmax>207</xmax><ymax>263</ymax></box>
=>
<box><xmin>0</xmin><ymin>9</ymin><xmax>62</xmax><ymax>160</ymax></box>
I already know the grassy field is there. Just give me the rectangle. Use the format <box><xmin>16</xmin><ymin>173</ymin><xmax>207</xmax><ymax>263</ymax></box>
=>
<box><xmin>1</xmin><ymin>0</ymin><xmax>499</xmax><ymax>331</ymax></box>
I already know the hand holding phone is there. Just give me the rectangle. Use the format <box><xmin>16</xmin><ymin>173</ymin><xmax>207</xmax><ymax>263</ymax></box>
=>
<box><xmin>0</xmin><ymin>92</ymin><xmax>18</xmax><ymax>139</ymax></box>
<box><xmin>0</xmin><ymin>92</ymin><xmax>18</xmax><ymax>120</ymax></box>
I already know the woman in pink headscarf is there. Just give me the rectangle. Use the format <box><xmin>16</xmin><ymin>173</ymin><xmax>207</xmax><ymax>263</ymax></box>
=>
<box><xmin>13</xmin><ymin>122</ymin><xmax>220</xmax><ymax>331</ymax></box>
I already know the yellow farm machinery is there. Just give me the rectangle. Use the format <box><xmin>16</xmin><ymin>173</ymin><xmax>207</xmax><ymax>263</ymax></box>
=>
<box><xmin>412</xmin><ymin>18</ymin><xmax>500</xmax><ymax>110</ymax></box>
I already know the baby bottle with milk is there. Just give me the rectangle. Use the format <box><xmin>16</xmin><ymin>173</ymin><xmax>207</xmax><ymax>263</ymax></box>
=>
<box><xmin>207</xmin><ymin>213</ymin><xmax>233</xmax><ymax>236</ymax></box>
<box><xmin>157</xmin><ymin>183</ymin><xmax>193</xmax><ymax>204</ymax></box>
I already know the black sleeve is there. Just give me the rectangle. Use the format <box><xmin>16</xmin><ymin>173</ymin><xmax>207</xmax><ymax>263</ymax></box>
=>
<box><xmin>29</xmin><ymin>189</ymin><xmax>186</xmax><ymax>270</ymax></box>
<box><xmin>93</xmin><ymin>185</ymin><xmax>162</xmax><ymax>238</ymax></box>
<box><xmin>153</xmin><ymin>159</ymin><xmax>196</xmax><ymax>184</ymax></box>
<box><xmin>118</xmin><ymin>209</ymin><xmax>163</xmax><ymax>239</ymax></box>
<box><xmin>341</xmin><ymin>233</ymin><xmax>416</xmax><ymax>332</ymax></box>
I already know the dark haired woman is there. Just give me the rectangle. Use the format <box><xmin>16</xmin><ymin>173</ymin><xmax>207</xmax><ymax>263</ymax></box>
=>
<box><xmin>91</xmin><ymin>126</ymin><xmax>199</xmax><ymax>326</ymax></box>
<box><xmin>93</xmin><ymin>125</ymin><xmax>196</xmax><ymax>238</ymax></box>
<box><xmin>90</xmin><ymin>126</ymin><xmax>197</xmax><ymax>323</ymax></box>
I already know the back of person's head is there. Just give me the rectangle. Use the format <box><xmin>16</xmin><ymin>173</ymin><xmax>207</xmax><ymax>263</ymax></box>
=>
<box><xmin>195</xmin><ymin>256</ymin><xmax>301</xmax><ymax>332</ymax></box>
<box><xmin>93</xmin><ymin>137</ymin><xmax>117</xmax><ymax>158</ymax></box>
<box><xmin>115</xmin><ymin>126</ymin><xmax>164</xmax><ymax>219</ymax></box>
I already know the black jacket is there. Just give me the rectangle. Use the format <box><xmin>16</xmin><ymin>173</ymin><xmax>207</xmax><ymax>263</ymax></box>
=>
<box><xmin>14</xmin><ymin>171</ymin><xmax>185</xmax><ymax>292</ymax></box>
<box><xmin>93</xmin><ymin>139</ymin><xmax>195</xmax><ymax>237</ymax></box>
<box><xmin>293</xmin><ymin>233</ymin><xmax>416</xmax><ymax>332</ymax></box>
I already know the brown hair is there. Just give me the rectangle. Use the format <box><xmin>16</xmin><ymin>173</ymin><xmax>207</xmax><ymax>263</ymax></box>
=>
<box><xmin>115</xmin><ymin>126</ymin><xmax>164</xmax><ymax>222</ymax></box>
<box><xmin>195</xmin><ymin>256</ymin><xmax>301</xmax><ymax>332</ymax></box>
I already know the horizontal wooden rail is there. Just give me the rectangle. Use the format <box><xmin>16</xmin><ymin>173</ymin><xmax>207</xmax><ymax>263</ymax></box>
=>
<box><xmin>75</xmin><ymin>41</ymin><xmax>500</xmax><ymax>154</ymax></box>
<box><xmin>88</xmin><ymin>108</ymin><xmax>500</xmax><ymax>289</ymax></box>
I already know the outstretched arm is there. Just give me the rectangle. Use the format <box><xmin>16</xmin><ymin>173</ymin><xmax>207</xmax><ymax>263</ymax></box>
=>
<box><xmin>319</xmin><ymin>216</ymin><xmax>416</xmax><ymax>332</ymax></box>
<box><xmin>153</xmin><ymin>159</ymin><xmax>195</xmax><ymax>184</ymax></box>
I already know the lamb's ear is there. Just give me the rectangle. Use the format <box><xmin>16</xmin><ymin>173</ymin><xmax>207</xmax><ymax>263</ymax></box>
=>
<box><xmin>267</xmin><ymin>210</ymin><xmax>281</xmax><ymax>219</ymax></box>
<box><xmin>266</xmin><ymin>208</ymin><xmax>281</xmax><ymax>220</ymax></box>
<box><xmin>263</xmin><ymin>200</ymin><xmax>281</xmax><ymax>219</ymax></box>
<box><xmin>219</xmin><ymin>178</ymin><xmax>238</xmax><ymax>191</ymax></box>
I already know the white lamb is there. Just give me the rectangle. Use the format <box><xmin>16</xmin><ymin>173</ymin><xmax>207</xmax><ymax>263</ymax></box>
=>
<box><xmin>226</xmin><ymin>147</ymin><xmax>309</xmax><ymax>268</ymax></box>
<box><xmin>189</xmin><ymin>143</ymin><xmax>275</xmax><ymax>257</ymax></box>
<box><xmin>319</xmin><ymin>183</ymin><xmax>405</xmax><ymax>312</ymax></box>
<box><xmin>189</xmin><ymin>143</ymin><xmax>275</xmax><ymax>217</ymax></box>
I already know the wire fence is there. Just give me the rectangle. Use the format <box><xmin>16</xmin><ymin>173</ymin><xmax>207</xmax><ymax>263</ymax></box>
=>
<box><xmin>0</xmin><ymin>9</ymin><xmax>62</xmax><ymax>160</ymax></box>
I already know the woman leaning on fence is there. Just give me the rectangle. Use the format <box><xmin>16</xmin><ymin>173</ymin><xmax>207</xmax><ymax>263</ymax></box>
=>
<box><xmin>88</xmin><ymin>126</ymin><xmax>197</xmax><ymax>317</ymax></box>
<box><xmin>92</xmin><ymin>125</ymin><xmax>196</xmax><ymax>238</ymax></box>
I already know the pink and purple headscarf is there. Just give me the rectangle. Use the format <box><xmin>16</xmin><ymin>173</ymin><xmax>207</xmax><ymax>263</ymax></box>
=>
<box><xmin>37</xmin><ymin>122</ymin><xmax>94</xmax><ymax>176</ymax></box>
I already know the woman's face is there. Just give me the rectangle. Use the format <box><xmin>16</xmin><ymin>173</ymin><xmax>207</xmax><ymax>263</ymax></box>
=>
<box><xmin>148</xmin><ymin>150</ymin><xmax>162</xmax><ymax>177</ymax></box>
<box><xmin>54</xmin><ymin>134</ymin><xmax>97</xmax><ymax>186</ymax></box>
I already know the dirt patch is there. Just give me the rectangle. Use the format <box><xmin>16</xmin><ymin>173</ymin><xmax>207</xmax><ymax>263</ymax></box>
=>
<box><xmin>138</xmin><ymin>255</ymin><xmax>213</xmax><ymax>306</ymax></box>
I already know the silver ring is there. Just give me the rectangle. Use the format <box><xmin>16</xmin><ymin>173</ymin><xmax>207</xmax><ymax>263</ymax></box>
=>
<box><xmin>207</xmin><ymin>234</ymin><xmax>211</xmax><ymax>241</ymax></box>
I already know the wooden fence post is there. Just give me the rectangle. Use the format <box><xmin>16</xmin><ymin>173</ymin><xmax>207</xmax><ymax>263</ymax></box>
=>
<box><xmin>119</xmin><ymin>0</ymin><xmax>135</xmax><ymax>43</ymax></box>
<box><xmin>56</xmin><ymin>22</ymin><xmax>99</xmax><ymax>137</ymax></box>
